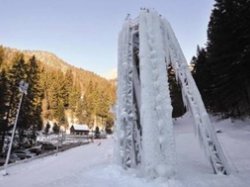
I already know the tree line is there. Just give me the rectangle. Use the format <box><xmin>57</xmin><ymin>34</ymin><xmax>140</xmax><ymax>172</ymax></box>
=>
<box><xmin>0</xmin><ymin>50</ymin><xmax>42</xmax><ymax>152</ymax></box>
<box><xmin>191</xmin><ymin>0</ymin><xmax>250</xmax><ymax>118</ymax></box>
<box><xmin>0</xmin><ymin>46</ymin><xmax>115</xmax><ymax>153</ymax></box>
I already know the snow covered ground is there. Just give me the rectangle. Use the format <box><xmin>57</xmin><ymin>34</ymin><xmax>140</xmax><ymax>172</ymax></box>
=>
<box><xmin>1</xmin><ymin>113</ymin><xmax>250</xmax><ymax>187</ymax></box>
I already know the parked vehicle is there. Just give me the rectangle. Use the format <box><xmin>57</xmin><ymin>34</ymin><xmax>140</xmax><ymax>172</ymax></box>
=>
<box><xmin>41</xmin><ymin>142</ymin><xmax>56</xmax><ymax>151</ymax></box>
<box><xmin>12</xmin><ymin>150</ymin><xmax>34</xmax><ymax>160</ymax></box>
<box><xmin>10</xmin><ymin>153</ymin><xmax>21</xmax><ymax>161</ymax></box>
<box><xmin>28</xmin><ymin>145</ymin><xmax>42</xmax><ymax>155</ymax></box>
<box><xmin>0</xmin><ymin>151</ymin><xmax>22</xmax><ymax>166</ymax></box>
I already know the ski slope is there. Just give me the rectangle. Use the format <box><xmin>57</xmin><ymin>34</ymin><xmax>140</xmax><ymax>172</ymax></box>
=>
<box><xmin>1</xmin><ymin>114</ymin><xmax>250</xmax><ymax>187</ymax></box>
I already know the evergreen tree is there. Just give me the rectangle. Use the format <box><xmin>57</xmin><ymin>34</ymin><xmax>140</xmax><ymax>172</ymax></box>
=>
<box><xmin>18</xmin><ymin>56</ymin><xmax>43</xmax><ymax>133</ymax></box>
<box><xmin>193</xmin><ymin>0</ymin><xmax>250</xmax><ymax>117</ymax></box>
<box><xmin>44</xmin><ymin>122</ymin><xmax>50</xmax><ymax>135</ymax></box>
<box><xmin>27</xmin><ymin>56</ymin><xmax>43</xmax><ymax>130</ymax></box>
<box><xmin>167</xmin><ymin>66</ymin><xmax>186</xmax><ymax>118</ymax></box>
<box><xmin>0</xmin><ymin>48</ymin><xmax>9</xmax><ymax>153</ymax></box>
<box><xmin>69</xmin><ymin>85</ymin><xmax>81</xmax><ymax>113</ymax></box>
<box><xmin>0</xmin><ymin>70</ymin><xmax>9</xmax><ymax>123</ymax></box>
<box><xmin>97</xmin><ymin>91</ymin><xmax>111</xmax><ymax>125</ymax></box>
<box><xmin>191</xmin><ymin>47</ymin><xmax>212</xmax><ymax>109</ymax></box>
<box><xmin>75</xmin><ymin>99</ymin><xmax>86</xmax><ymax>124</ymax></box>
<box><xmin>83</xmin><ymin>81</ymin><xmax>96</xmax><ymax>125</ymax></box>
<box><xmin>50</xmin><ymin>70</ymin><xmax>69</xmax><ymax>112</ymax></box>
<box><xmin>208</xmin><ymin>0</ymin><xmax>250</xmax><ymax>116</ymax></box>
<box><xmin>0</xmin><ymin>46</ymin><xmax>3</xmax><ymax>68</ymax></box>
<box><xmin>105</xmin><ymin>115</ymin><xmax>114</xmax><ymax>134</ymax></box>
<box><xmin>40</xmin><ymin>68</ymin><xmax>53</xmax><ymax>110</ymax></box>
<box><xmin>52</xmin><ymin>122</ymin><xmax>60</xmax><ymax>134</ymax></box>
<box><xmin>54</xmin><ymin>100</ymin><xmax>68</xmax><ymax>128</ymax></box>
<box><xmin>64</xmin><ymin>69</ymin><xmax>73</xmax><ymax>108</ymax></box>
<box><xmin>5</xmin><ymin>53</ymin><xmax>27</xmax><ymax>128</ymax></box>
<box><xmin>40</xmin><ymin>69</ymin><xmax>56</xmax><ymax>120</ymax></box>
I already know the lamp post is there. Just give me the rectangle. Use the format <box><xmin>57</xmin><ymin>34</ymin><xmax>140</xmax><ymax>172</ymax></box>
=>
<box><xmin>3</xmin><ymin>80</ymin><xmax>28</xmax><ymax>176</ymax></box>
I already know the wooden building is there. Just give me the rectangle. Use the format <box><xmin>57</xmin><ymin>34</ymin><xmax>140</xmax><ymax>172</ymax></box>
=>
<box><xmin>70</xmin><ymin>124</ymin><xmax>89</xmax><ymax>135</ymax></box>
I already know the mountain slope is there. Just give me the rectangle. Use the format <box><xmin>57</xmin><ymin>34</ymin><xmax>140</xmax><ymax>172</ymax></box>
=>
<box><xmin>1</xmin><ymin>46</ymin><xmax>116</xmax><ymax>127</ymax></box>
<box><xmin>2</xmin><ymin>46</ymin><xmax>115</xmax><ymax>94</ymax></box>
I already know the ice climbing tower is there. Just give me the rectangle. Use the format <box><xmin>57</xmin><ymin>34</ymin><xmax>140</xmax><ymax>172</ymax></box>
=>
<box><xmin>116</xmin><ymin>10</ymin><xmax>231</xmax><ymax>178</ymax></box>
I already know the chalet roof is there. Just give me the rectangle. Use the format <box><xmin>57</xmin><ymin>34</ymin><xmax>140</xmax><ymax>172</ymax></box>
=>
<box><xmin>71</xmin><ymin>124</ymin><xmax>89</xmax><ymax>131</ymax></box>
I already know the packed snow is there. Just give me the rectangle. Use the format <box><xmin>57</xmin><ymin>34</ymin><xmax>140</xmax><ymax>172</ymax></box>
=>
<box><xmin>1</xmin><ymin>113</ymin><xmax>250</xmax><ymax>187</ymax></box>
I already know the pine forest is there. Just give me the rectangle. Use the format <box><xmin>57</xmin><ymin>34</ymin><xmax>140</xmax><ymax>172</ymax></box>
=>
<box><xmin>0</xmin><ymin>46</ymin><xmax>116</xmax><ymax>151</ymax></box>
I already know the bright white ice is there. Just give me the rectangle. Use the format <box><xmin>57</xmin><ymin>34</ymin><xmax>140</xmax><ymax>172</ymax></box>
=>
<box><xmin>1</xmin><ymin>114</ymin><xmax>250</xmax><ymax>187</ymax></box>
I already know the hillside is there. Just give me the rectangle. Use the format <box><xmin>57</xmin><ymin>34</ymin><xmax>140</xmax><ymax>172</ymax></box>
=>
<box><xmin>0</xmin><ymin>46</ymin><xmax>116</xmax><ymax>129</ymax></box>
<box><xmin>3</xmin><ymin>47</ymin><xmax>114</xmax><ymax>92</ymax></box>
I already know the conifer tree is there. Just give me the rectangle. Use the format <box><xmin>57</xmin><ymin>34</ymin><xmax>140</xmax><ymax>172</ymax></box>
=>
<box><xmin>40</xmin><ymin>68</ymin><xmax>52</xmax><ymax>109</ymax></box>
<box><xmin>0</xmin><ymin>70</ymin><xmax>9</xmax><ymax>123</ymax></box>
<box><xmin>193</xmin><ymin>0</ymin><xmax>250</xmax><ymax>117</ymax></box>
<box><xmin>64</xmin><ymin>69</ymin><xmax>73</xmax><ymax>108</ymax></box>
<box><xmin>6</xmin><ymin>53</ymin><xmax>27</xmax><ymax>128</ymax></box>
<box><xmin>0</xmin><ymin>70</ymin><xmax>8</xmax><ymax>153</ymax></box>
<box><xmin>167</xmin><ymin>66</ymin><xmax>186</xmax><ymax>118</ymax></box>
<box><xmin>7</xmin><ymin>56</ymin><xmax>42</xmax><ymax>141</ymax></box>
<box><xmin>24</xmin><ymin>56</ymin><xmax>43</xmax><ymax>131</ymax></box>
<box><xmin>0</xmin><ymin>46</ymin><xmax>3</xmax><ymax>68</ymax></box>
<box><xmin>0</xmin><ymin>48</ymin><xmax>9</xmax><ymax>153</ymax></box>
<box><xmin>44</xmin><ymin>122</ymin><xmax>50</xmax><ymax>135</ymax></box>
<box><xmin>69</xmin><ymin>85</ymin><xmax>81</xmax><ymax>112</ymax></box>
<box><xmin>69</xmin><ymin>84</ymin><xmax>81</xmax><ymax>123</ymax></box>
<box><xmin>191</xmin><ymin>47</ymin><xmax>212</xmax><ymax>108</ymax></box>
<box><xmin>97</xmin><ymin>91</ymin><xmax>110</xmax><ymax>125</ymax></box>
<box><xmin>50</xmin><ymin>70</ymin><xmax>69</xmax><ymax>111</ymax></box>
<box><xmin>83</xmin><ymin>81</ymin><xmax>95</xmax><ymax>125</ymax></box>
<box><xmin>75</xmin><ymin>99</ymin><xmax>86</xmax><ymax>124</ymax></box>
<box><xmin>53</xmin><ymin>122</ymin><xmax>60</xmax><ymax>134</ymax></box>
<box><xmin>54</xmin><ymin>100</ymin><xmax>68</xmax><ymax>128</ymax></box>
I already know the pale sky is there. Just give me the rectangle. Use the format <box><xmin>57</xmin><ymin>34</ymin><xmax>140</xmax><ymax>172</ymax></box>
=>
<box><xmin>0</xmin><ymin>0</ymin><xmax>214</xmax><ymax>78</ymax></box>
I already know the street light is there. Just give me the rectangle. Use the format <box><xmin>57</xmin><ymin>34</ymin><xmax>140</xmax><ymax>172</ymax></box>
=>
<box><xmin>3</xmin><ymin>80</ymin><xmax>28</xmax><ymax>176</ymax></box>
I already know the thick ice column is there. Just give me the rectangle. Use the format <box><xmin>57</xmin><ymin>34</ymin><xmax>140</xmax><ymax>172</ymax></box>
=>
<box><xmin>115</xmin><ymin>23</ymin><xmax>127</xmax><ymax>166</ymax></box>
<box><xmin>161</xmin><ymin>18</ymin><xmax>231</xmax><ymax>175</ymax></box>
<box><xmin>117</xmin><ymin>9</ymin><xmax>230</xmax><ymax>177</ymax></box>
<box><xmin>116</xmin><ymin>20</ymin><xmax>138</xmax><ymax>168</ymax></box>
<box><xmin>139</xmin><ymin>10</ymin><xmax>175</xmax><ymax>178</ymax></box>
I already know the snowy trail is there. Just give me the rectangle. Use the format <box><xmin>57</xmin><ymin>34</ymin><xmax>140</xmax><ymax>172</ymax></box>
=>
<box><xmin>174</xmin><ymin>114</ymin><xmax>250</xmax><ymax>187</ymax></box>
<box><xmin>0</xmin><ymin>140</ymin><xmax>114</xmax><ymax>187</ymax></box>
<box><xmin>1</xmin><ymin>115</ymin><xmax>250</xmax><ymax>187</ymax></box>
<box><xmin>0</xmin><ymin>139</ymin><xmax>181</xmax><ymax>187</ymax></box>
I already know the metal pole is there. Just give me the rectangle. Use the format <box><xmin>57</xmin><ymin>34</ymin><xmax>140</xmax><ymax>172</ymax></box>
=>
<box><xmin>56</xmin><ymin>130</ymin><xmax>59</xmax><ymax>156</ymax></box>
<box><xmin>3</xmin><ymin>93</ymin><xmax>24</xmax><ymax>176</ymax></box>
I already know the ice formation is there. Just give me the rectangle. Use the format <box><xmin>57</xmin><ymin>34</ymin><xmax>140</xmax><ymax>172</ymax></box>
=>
<box><xmin>116</xmin><ymin>9</ymin><xmax>230</xmax><ymax>178</ymax></box>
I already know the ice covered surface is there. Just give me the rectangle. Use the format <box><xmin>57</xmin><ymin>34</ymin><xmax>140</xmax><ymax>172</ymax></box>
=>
<box><xmin>116</xmin><ymin>19</ymin><xmax>140</xmax><ymax>168</ymax></box>
<box><xmin>116</xmin><ymin>9</ymin><xmax>230</xmax><ymax>176</ymax></box>
<box><xmin>1</xmin><ymin>114</ymin><xmax>250</xmax><ymax>187</ymax></box>
<box><xmin>139</xmin><ymin>10</ymin><xmax>175</xmax><ymax>178</ymax></box>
